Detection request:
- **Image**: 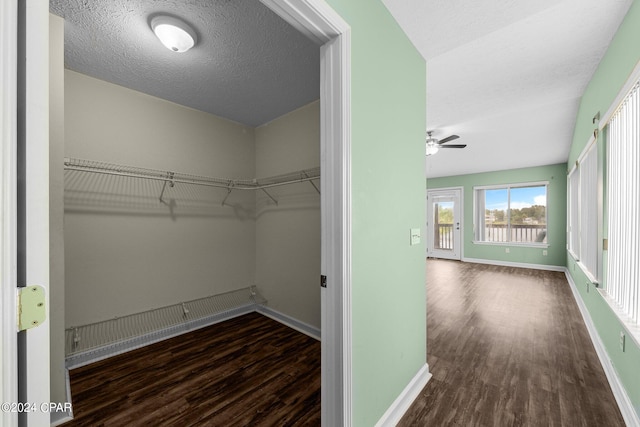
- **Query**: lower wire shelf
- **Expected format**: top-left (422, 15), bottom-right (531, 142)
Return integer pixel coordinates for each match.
top-left (65, 286), bottom-right (266, 367)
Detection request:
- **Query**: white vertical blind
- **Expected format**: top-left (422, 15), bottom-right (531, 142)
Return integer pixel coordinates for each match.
top-left (607, 81), bottom-right (640, 325)
top-left (567, 140), bottom-right (598, 281)
top-left (568, 167), bottom-right (580, 256)
top-left (579, 144), bottom-right (598, 279)
top-left (475, 189), bottom-right (486, 241)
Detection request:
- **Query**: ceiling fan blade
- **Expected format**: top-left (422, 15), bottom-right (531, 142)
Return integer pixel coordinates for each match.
top-left (438, 135), bottom-right (460, 144)
top-left (440, 144), bottom-right (467, 148)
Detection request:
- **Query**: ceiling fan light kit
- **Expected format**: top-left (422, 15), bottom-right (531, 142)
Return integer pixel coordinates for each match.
top-left (426, 143), bottom-right (440, 156)
top-left (425, 131), bottom-right (466, 156)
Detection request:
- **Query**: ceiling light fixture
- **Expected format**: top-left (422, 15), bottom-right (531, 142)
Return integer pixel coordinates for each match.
top-left (151, 15), bottom-right (197, 53)
top-left (425, 142), bottom-right (440, 156)
top-left (426, 133), bottom-right (440, 156)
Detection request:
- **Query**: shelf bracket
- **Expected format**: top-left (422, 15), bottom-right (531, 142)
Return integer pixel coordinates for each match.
top-left (261, 188), bottom-right (278, 205)
top-left (303, 171), bottom-right (320, 194)
top-left (159, 172), bottom-right (175, 205)
top-left (222, 181), bottom-right (235, 206)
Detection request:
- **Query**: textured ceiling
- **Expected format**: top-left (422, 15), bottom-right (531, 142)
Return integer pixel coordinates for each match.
top-left (52, 0), bottom-right (633, 177)
top-left (382, 0), bottom-right (632, 178)
top-left (50, 0), bottom-right (320, 127)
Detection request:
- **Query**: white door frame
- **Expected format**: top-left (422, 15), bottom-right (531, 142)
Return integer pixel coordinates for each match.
top-left (1, 1), bottom-right (20, 425)
top-left (258, 2), bottom-right (352, 424)
top-left (427, 187), bottom-right (463, 260)
top-left (1, 0), bottom-right (51, 426)
top-left (2, 0), bottom-right (352, 426)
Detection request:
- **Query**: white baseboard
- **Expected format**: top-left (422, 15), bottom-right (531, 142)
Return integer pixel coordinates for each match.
top-left (50, 369), bottom-right (73, 426)
top-left (256, 305), bottom-right (321, 341)
top-left (50, 413), bottom-right (73, 427)
top-left (462, 257), bottom-right (566, 272)
top-left (564, 269), bottom-right (640, 427)
top-left (374, 363), bottom-right (432, 427)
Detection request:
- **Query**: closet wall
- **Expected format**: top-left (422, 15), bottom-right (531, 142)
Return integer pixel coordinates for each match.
top-left (63, 70), bottom-right (321, 332)
top-left (64, 70), bottom-right (257, 327)
top-left (255, 101), bottom-right (321, 328)
top-left (50, 13), bottom-right (66, 407)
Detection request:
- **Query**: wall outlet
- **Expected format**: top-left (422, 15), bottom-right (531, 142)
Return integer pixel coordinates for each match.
top-left (542, 249), bottom-right (548, 256)
top-left (505, 248), bottom-right (510, 253)
top-left (620, 331), bottom-right (626, 352)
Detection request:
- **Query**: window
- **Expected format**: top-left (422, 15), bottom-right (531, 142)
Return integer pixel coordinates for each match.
top-left (568, 166), bottom-right (580, 255)
top-left (606, 79), bottom-right (640, 325)
top-left (567, 141), bottom-right (598, 282)
top-left (474, 183), bottom-right (548, 245)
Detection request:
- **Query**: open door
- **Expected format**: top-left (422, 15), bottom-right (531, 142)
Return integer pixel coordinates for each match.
top-left (427, 188), bottom-right (462, 260)
top-left (1, 0), bottom-right (51, 425)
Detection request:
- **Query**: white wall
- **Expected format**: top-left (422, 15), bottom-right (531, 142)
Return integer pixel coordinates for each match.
top-left (255, 101), bottom-right (321, 328)
top-left (49, 13), bottom-right (66, 408)
top-left (64, 70), bottom-right (321, 331)
top-left (64, 70), bottom-right (256, 326)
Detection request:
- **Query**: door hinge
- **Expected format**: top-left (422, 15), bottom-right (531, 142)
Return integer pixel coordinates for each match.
top-left (320, 275), bottom-right (327, 288)
top-left (17, 285), bottom-right (46, 331)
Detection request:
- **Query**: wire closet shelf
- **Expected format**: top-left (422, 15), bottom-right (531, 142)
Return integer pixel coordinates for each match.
top-left (64, 157), bottom-right (320, 205)
top-left (64, 287), bottom-right (267, 360)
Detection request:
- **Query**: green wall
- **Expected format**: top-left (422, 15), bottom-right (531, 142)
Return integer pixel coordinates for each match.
top-left (566, 0), bottom-right (640, 418)
top-left (428, 164), bottom-right (567, 267)
top-left (324, 1), bottom-right (427, 425)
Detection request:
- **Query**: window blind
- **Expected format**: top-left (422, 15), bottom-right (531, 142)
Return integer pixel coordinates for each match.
top-left (568, 167), bottom-right (580, 256)
top-left (606, 80), bottom-right (640, 324)
top-left (567, 140), bottom-right (598, 281)
top-left (579, 144), bottom-right (598, 279)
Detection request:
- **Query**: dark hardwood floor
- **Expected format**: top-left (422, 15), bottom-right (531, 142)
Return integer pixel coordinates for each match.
top-left (65, 312), bottom-right (320, 426)
top-left (399, 259), bottom-right (625, 426)
top-left (66, 261), bottom-right (624, 426)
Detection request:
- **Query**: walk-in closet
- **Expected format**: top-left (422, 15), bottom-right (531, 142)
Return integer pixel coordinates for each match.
top-left (50, 0), bottom-right (322, 422)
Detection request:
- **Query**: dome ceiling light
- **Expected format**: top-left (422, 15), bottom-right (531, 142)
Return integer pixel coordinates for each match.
top-left (151, 15), bottom-right (197, 53)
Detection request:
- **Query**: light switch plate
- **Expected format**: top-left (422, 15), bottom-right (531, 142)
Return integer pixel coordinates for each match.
top-left (410, 228), bottom-right (421, 245)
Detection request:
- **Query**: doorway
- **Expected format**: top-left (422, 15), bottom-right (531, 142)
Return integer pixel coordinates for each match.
top-left (2, 1), bottom-right (351, 426)
top-left (427, 188), bottom-right (462, 260)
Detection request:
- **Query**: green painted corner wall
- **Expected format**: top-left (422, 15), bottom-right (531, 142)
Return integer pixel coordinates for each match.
top-left (427, 164), bottom-right (567, 267)
top-left (568, 1), bottom-right (640, 166)
top-left (566, 0), bottom-right (640, 418)
top-left (325, 0), bottom-right (427, 425)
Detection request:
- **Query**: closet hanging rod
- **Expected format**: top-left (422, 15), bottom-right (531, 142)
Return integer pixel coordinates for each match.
top-left (63, 158), bottom-right (320, 191)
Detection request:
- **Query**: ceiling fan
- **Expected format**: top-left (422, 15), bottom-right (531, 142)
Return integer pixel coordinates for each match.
top-left (426, 131), bottom-right (467, 156)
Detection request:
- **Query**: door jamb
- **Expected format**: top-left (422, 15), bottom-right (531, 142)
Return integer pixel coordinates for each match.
top-left (1, 0), bottom-right (51, 425)
top-left (258, 1), bottom-right (352, 425)
top-left (1, 0), bottom-right (20, 425)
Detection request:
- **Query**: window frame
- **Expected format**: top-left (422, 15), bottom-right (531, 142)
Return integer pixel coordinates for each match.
top-left (584, 58), bottom-right (640, 348)
top-left (473, 181), bottom-right (549, 247)
top-left (567, 138), bottom-right (599, 284)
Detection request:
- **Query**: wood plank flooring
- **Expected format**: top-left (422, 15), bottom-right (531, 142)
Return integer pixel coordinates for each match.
top-left (66, 261), bottom-right (624, 426)
top-left (399, 259), bottom-right (625, 426)
top-left (65, 312), bottom-right (320, 426)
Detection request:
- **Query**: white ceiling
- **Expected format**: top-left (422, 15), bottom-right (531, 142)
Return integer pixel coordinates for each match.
top-left (50, 0), bottom-right (320, 128)
top-left (382, 0), bottom-right (632, 178)
top-left (51, 0), bottom-right (632, 178)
